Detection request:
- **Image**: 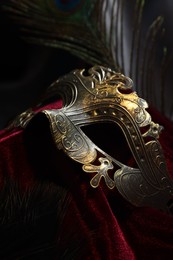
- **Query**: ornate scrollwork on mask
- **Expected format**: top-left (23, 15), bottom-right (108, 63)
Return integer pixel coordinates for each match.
top-left (9, 66), bottom-right (173, 214)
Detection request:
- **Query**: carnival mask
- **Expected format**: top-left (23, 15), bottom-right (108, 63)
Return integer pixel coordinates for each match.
top-left (10, 66), bottom-right (173, 214)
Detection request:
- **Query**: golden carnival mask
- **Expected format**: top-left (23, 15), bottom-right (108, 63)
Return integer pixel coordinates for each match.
top-left (10, 66), bottom-right (173, 214)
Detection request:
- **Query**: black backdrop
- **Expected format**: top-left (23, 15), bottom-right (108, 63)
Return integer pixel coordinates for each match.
top-left (1, 0), bottom-right (173, 129)
top-left (0, 11), bottom-right (86, 129)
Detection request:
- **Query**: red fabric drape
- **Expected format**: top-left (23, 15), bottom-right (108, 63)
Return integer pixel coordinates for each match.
top-left (1, 100), bottom-right (173, 259)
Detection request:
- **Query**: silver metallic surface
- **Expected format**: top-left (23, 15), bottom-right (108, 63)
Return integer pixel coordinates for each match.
top-left (10, 66), bottom-right (173, 214)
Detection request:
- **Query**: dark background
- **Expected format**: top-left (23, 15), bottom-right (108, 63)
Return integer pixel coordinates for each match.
top-left (0, 10), bottom-right (86, 129)
top-left (0, 0), bottom-right (173, 129)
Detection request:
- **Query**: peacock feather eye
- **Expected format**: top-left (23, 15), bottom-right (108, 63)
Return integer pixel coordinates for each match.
top-left (54, 0), bottom-right (84, 12)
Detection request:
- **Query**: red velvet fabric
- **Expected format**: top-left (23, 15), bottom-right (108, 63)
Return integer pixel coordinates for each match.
top-left (1, 100), bottom-right (173, 259)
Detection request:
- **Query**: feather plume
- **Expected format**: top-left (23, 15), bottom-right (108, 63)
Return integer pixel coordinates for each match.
top-left (1, 0), bottom-right (173, 117)
top-left (0, 178), bottom-right (89, 259)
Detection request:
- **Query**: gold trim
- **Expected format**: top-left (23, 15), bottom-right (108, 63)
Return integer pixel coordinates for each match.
top-left (9, 66), bottom-right (173, 213)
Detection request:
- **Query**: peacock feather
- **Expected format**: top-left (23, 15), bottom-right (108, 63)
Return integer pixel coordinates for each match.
top-left (1, 0), bottom-right (173, 118)
top-left (0, 177), bottom-right (90, 259)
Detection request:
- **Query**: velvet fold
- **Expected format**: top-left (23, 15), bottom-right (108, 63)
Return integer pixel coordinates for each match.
top-left (0, 100), bottom-right (173, 259)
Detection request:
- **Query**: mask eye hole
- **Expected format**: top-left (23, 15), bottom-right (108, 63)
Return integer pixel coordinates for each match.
top-left (81, 122), bottom-right (137, 168)
top-left (117, 85), bottom-right (133, 94)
